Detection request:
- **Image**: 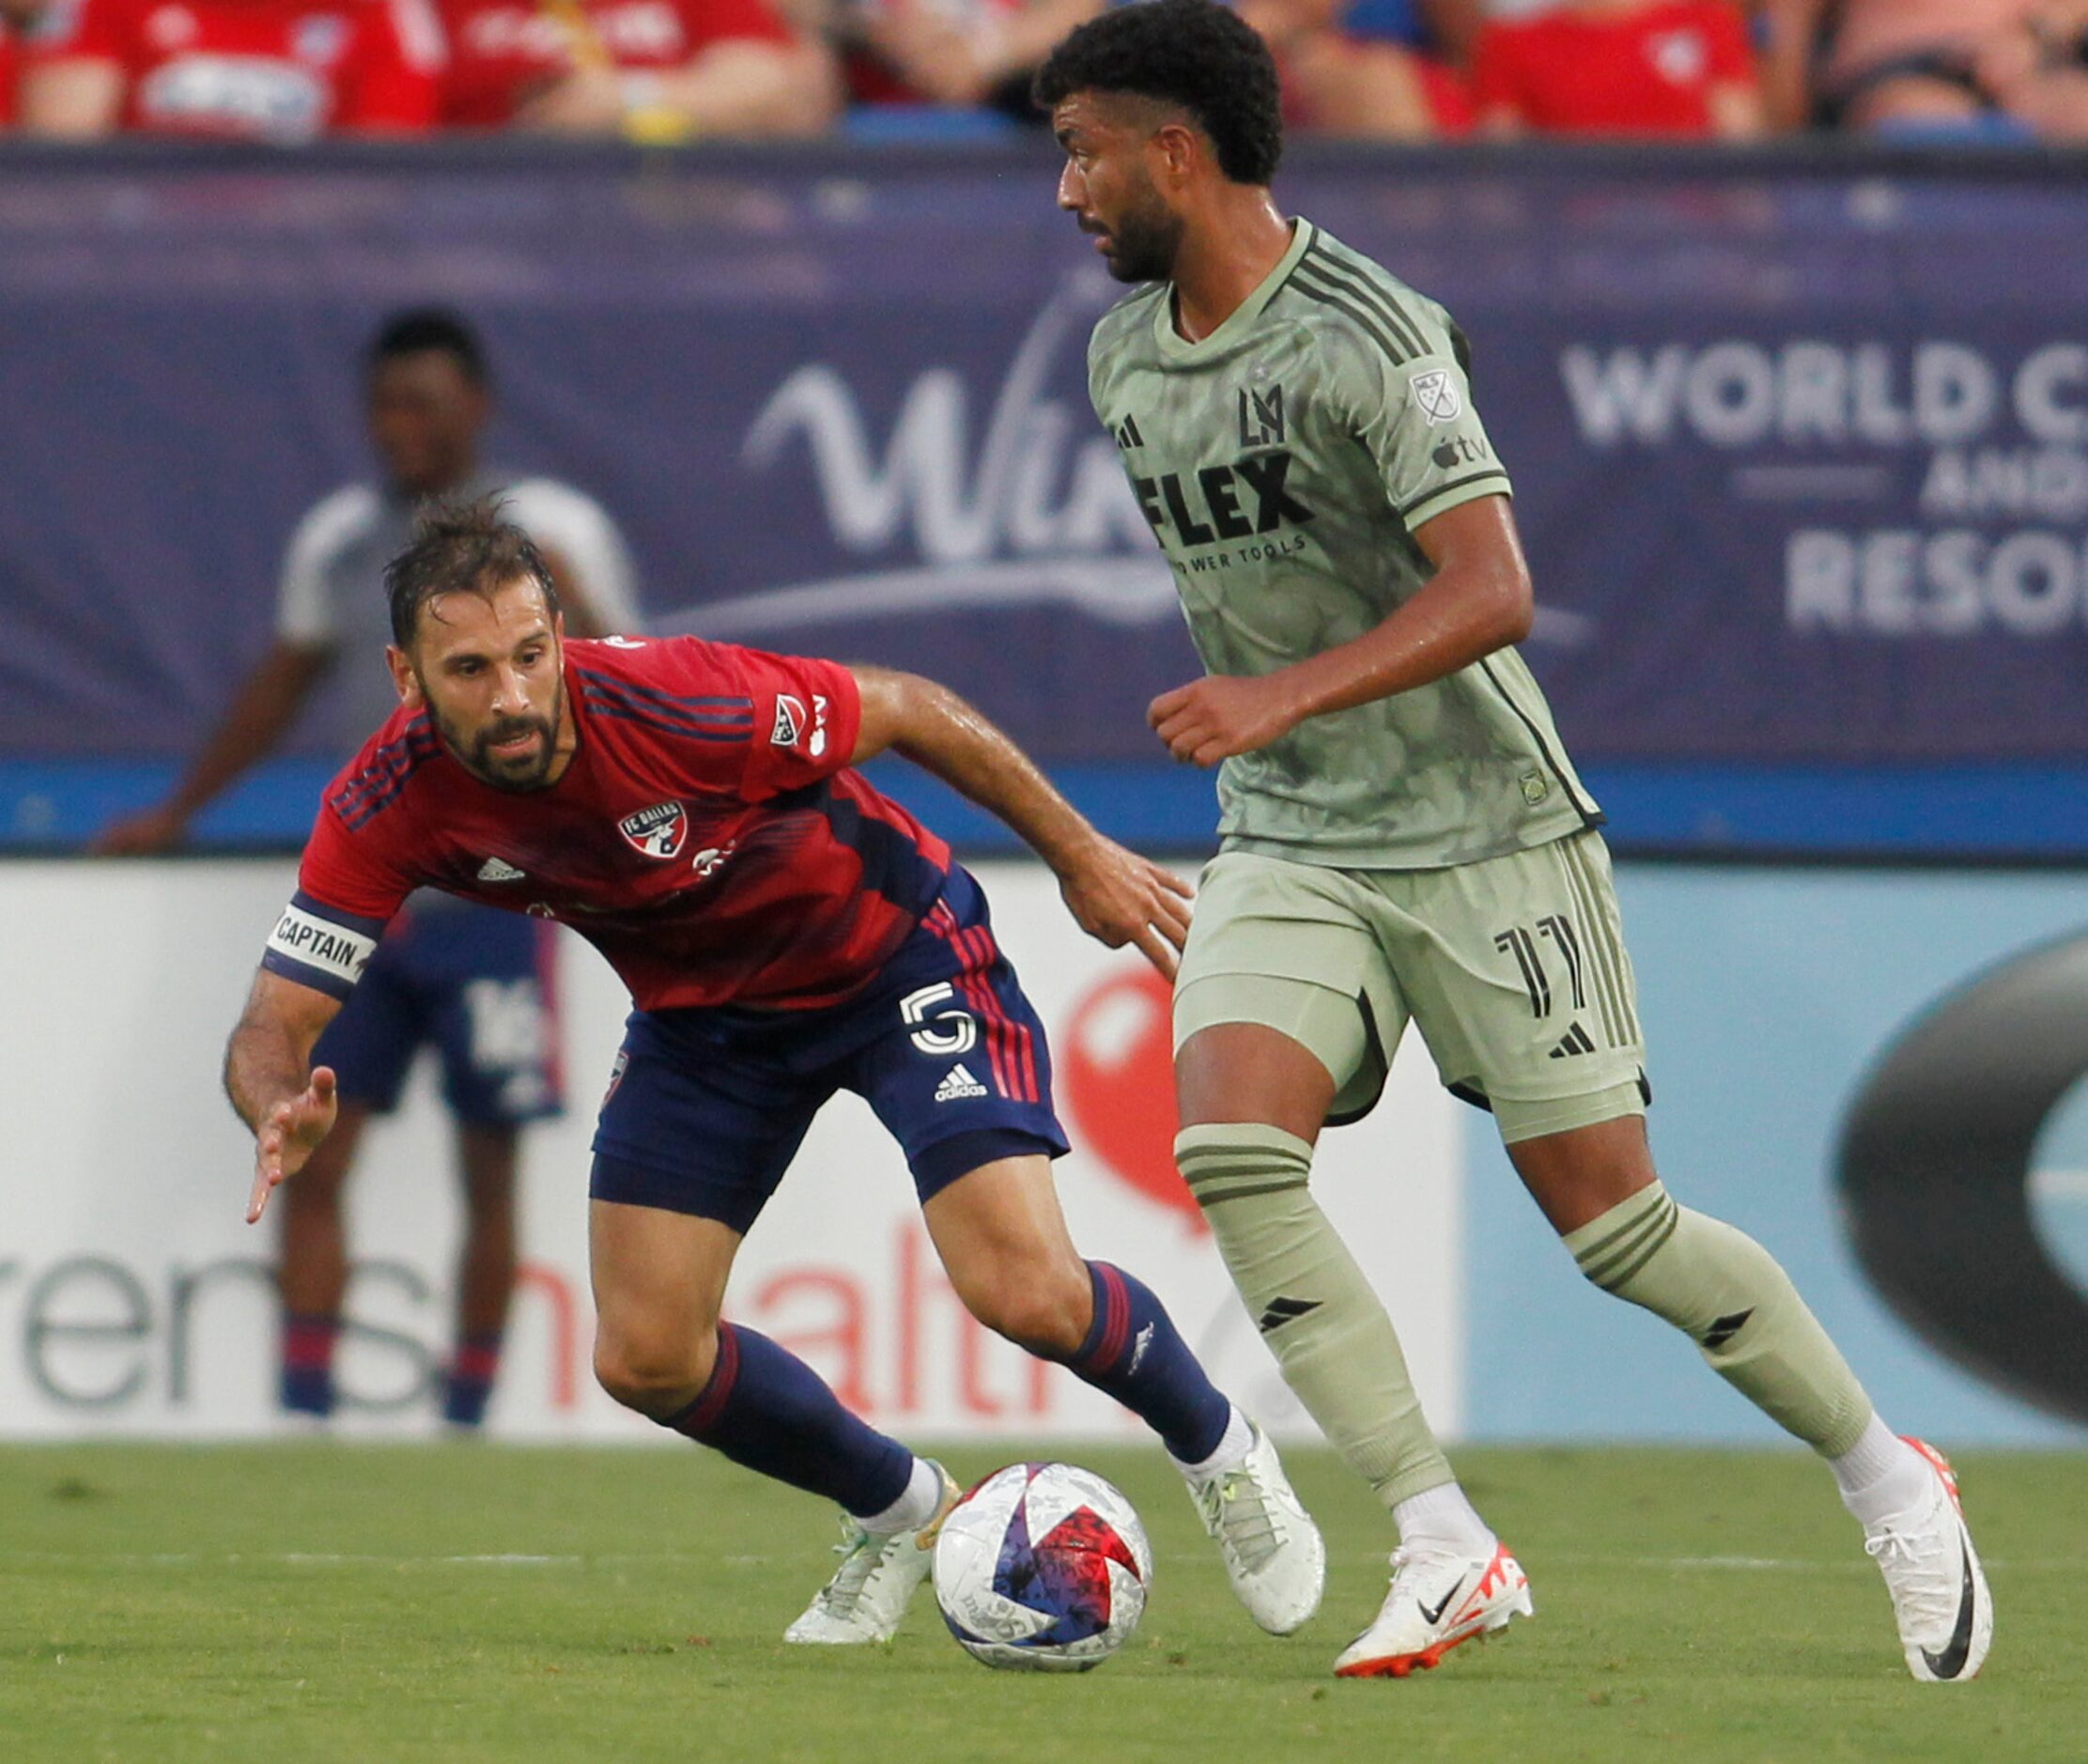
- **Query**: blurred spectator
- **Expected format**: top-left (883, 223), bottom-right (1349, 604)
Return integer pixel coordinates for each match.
top-left (809, 0), bottom-right (1097, 117)
top-left (2, 1), bottom-right (50, 126)
top-left (19, 0), bottom-right (441, 139)
top-left (441, 0), bottom-right (838, 134)
top-left (1762, 0), bottom-right (2088, 139)
top-left (1472, 0), bottom-right (1765, 136)
top-left (1241, 0), bottom-right (1474, 137)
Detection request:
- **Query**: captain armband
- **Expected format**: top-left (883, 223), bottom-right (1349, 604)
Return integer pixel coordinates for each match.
top-left (260, 891), bottom-right (385, 999)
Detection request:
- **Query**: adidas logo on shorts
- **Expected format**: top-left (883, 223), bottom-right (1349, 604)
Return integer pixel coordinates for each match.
top-left (934, 1063), bottom-right (989, 1103)
top-left (477, 856), bottom-right (526, 883)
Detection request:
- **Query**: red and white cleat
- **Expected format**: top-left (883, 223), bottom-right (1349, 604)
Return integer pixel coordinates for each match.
top-left (1334, 1540), bottom-right (1533, 1679)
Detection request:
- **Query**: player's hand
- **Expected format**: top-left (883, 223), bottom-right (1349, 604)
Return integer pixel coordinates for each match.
top-left (1056, 836), bottom-right (1193, 980)
top-left (1149, 673), bottom-right (1301, 767)
top-left (89, 803), bottom-right (188, 857)
top-left (247, 1067), bottom-right (337, 1225)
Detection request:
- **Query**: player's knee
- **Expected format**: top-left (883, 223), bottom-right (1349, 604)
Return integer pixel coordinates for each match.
top-left (592, 1323), bottom-right (717, 1415)
top-left (963, 1261), bottom-right (1091, 1357)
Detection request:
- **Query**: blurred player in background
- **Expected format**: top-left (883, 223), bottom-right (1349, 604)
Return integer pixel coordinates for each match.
top-left (436, 0), bottom-right (837, 135)
top-left (1040, 0), bottom-right (1988, 1683)
top-left (19, 0), bottom-right (442, 139)
top-left (225, 502), bottom-right (1327, 1646)
top-left (98, 310), bottom-right (640, 1431)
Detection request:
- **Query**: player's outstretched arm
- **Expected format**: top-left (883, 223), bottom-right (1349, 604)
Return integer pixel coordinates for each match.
top-left (1149, 494), bottom-right (1534, 767)
top-left (92, 641), bottom-right (331, 854)
top-left (850, 666), bottom-right (1191, 978)
top-left (224, 968), bottom-right (346, 1224)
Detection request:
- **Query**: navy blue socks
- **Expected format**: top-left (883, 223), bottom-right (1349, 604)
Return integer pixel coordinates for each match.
top-left (664, 1323), bottom-right (915, 1519)
top-left (1058, 1261), bottom-right (1233, 1463)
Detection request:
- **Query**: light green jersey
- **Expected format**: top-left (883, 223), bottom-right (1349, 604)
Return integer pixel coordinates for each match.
top-left (1088, 218), bottom-right (1599, 869)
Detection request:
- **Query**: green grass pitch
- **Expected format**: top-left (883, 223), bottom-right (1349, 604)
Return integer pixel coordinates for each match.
top-left (2, 1442), bottom-right (2078, 1763)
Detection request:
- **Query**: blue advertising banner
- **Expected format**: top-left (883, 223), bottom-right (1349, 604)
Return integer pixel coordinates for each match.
top-left (2, 143), bottom-right (2086, 781)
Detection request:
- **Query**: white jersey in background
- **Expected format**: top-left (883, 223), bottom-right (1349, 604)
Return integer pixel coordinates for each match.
top-left (275, 472), bottom-right (642, 748)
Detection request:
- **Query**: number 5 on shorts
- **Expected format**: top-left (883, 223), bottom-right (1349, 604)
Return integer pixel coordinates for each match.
top-left (900, 983), bottom-right (977, 1056)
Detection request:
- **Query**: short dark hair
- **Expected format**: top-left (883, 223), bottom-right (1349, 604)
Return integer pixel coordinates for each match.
top-left (384, 498), bottom-right (560, 647)
top-left (367, 307), bottom-right (489, 387)
top-left (1033, 0), bottom-right (1283, 188)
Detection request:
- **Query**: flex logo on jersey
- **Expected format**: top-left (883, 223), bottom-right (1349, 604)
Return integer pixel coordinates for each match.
top-left (618, 800), bottom-right (688, 859)
top-left (1237, 383), bottom-right (1286, 449)
top-left (772, 693), bottom-right (829, 759)
top-left (1131, 453), bottom-right (1315, 550)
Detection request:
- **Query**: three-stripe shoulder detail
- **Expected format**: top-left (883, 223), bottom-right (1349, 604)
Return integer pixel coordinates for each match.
top-left (576, 668), bottom-right (753, 745)
top-left (330, 717), bottom-right (440, 830)
top-left (1287, 244), bottom-right (1431, 366)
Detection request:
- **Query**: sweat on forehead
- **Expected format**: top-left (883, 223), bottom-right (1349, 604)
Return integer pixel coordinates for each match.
top-left (411, 577), bottom-right (549, 641)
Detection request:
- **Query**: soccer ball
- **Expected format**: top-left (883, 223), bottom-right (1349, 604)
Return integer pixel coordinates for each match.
top-left (932, 1462), bottom-right (1153, 1672)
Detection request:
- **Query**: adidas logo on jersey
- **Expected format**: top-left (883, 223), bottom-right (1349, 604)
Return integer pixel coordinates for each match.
top-left (477, 857), bottom-right (526, 882)
top-left (934, 1063), bottom-right (989, 1103)
top-left (1548, 1021), bottom-right (1597, 1059)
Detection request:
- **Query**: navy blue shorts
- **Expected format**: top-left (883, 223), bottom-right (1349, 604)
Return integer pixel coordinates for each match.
top-left (589, 866), bottom-right (1070, 1231)
top-left (317, 898), bottom-right (564, 1125)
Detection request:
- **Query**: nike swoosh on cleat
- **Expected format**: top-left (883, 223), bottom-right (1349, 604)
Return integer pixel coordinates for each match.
top-left (1418, 1585), bottom-right (1459, 1627)
top-left (1921, 1524), bottom-right (1977, 1679)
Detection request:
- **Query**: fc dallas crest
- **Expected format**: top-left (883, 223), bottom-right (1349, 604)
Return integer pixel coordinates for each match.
top-left (618, 800), bottom-right (688, 859)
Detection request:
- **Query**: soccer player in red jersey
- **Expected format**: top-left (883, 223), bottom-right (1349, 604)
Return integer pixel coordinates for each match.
top-left (1471, 0), bottom-right (1765, 138)
top-left (434, 0), bottom-right (834, 134)
top-left (19, 0), bottom-right (441, 140)
top-left (225, 501), bottom-right (1328, 1645)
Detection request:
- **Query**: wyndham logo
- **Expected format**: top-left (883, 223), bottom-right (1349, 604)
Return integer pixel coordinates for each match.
top-left (618, 800), bottom-right (688, 859)
top-left (699, 275), bottom-right (1175, 641)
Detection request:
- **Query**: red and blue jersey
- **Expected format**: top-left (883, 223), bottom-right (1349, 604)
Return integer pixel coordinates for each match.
top-left (263, 635), bottom-right (953, 1013)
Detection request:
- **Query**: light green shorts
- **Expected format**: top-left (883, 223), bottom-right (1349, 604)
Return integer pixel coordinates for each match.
top-left (1173, 831), bottom-right (1648, 1144)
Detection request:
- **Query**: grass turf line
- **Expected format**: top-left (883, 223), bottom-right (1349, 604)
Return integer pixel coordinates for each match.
top-left (0, 1443), bottom-right (2077, 1764)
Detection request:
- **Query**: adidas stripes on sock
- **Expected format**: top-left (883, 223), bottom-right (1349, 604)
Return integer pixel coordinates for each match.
top-left (1176, 1122), bottom-right (1456, 1510)
top-left (1566, 1182), bottom-right (1872, 1458)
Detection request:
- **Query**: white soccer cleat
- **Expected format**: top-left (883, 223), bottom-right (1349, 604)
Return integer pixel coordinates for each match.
top-left (1183, 1421), bottom-right (1326, 1634)
top-left (782, 1461), bottom-right (961, 1646)
top-left (1334, 1540), bottom-right (1532, 1679)
top-left (1864, 1437), bottom-right (1992, 1683)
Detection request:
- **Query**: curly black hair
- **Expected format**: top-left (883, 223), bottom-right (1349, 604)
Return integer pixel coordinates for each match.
top-left (1032, 0), bottom-right (1283, 188)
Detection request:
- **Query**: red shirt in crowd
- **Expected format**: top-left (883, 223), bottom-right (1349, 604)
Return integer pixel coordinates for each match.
top-left (1472, 1), bottom-right (1756, 135)
top-left (0, 21), bottom-right (18, 126)
top-left (435, 0), bottom-right (792, 126)
top-left (271, 637), bottom-right (956, 1015)
top-left (32, 0), bottom-right (441, 139)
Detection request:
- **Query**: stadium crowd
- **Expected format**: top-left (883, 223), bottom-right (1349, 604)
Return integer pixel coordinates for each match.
top-left (2, 0), bottom-right (2085, 145)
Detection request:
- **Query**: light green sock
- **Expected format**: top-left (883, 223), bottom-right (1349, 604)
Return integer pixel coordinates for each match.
top-left (1566, 1182), bottom-right (1873, 1457)
top-left (1176, 1122), bottom-right (1454, 1509)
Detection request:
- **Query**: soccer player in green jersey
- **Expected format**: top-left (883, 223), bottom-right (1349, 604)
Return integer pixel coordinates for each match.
top-left (1035, 0), bottom-right (1990, 1684)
